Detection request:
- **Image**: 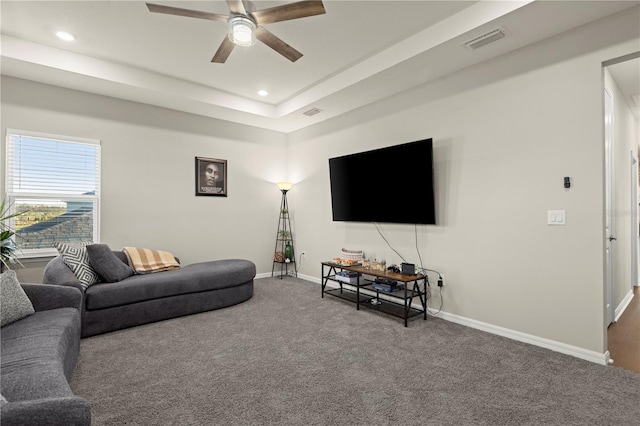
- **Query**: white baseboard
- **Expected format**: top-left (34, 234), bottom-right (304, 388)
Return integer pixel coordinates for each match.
top-left (435, 310), bottom-right (609, 365)
top-left (285, 274), bottom-right (609, 366)
top-left (297, 273), bottom-right (320, 283)
top-left (614, 289), bottom-right (634, 322)
top-left (255, 272), bottom-right (272, 279)
top-left (257, 272), bottom-right (316, 280)
top-left (256, 272), bottom-right (312, 279)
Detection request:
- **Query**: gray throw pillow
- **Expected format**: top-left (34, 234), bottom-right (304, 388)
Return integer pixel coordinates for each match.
top-left (1, 270), bottom-right (35, 327)
top-left (86, 244), bottom-right (134, 283)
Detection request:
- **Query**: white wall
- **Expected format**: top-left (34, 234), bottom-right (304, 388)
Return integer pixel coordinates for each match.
top-left (1, 76), bottom-right (288, 282)
top-left (288, 8), bottom-right (640, 355)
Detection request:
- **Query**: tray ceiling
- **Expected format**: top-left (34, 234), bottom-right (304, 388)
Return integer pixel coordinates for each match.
top-left (1, 1), bottom-right (638, 132)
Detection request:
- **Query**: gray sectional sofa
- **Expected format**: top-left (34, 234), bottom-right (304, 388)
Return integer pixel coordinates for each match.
top-left (1, 283), bottom-right (91, 426)
top-left (1, 251), bottom-right (254, 424)
top-left (43, 251), bottom-right (256, 337)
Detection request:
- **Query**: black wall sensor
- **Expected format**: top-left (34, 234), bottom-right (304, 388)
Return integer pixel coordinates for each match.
top-left (564, 177), bottom-right (571, 189)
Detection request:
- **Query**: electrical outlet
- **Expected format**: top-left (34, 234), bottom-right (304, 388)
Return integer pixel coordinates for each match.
top-left (438, 274), bottom-right (445, 287)
top-left (301, 250), bottom-right (307, 257)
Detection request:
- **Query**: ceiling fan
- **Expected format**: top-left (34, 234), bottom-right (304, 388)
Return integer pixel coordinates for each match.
top-left (146, 0), bottom-right (326, 63)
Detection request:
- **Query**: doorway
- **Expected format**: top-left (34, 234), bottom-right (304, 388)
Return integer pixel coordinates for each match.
top-left (603, 54), bottom-right (640, 371)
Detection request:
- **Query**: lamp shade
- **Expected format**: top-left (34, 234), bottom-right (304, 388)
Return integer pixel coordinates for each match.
top-left (276, 182), bottom-right (293, 192)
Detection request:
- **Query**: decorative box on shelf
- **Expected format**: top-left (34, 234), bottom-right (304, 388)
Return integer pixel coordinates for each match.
top-left (372, 283), bottom-right (405, 293)
top-left (340, 248), bottom-right (363, 262)
top-left (334, 270), bottom-right (361, 285)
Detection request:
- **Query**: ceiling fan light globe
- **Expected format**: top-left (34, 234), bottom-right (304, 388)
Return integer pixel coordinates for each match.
top-left (229, 16), bottom-right (256, 47)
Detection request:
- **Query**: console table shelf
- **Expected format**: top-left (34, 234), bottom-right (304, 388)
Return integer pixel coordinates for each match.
top-left (324, 287), bottom-right (374, 304)
top-left (321, 262), bottom-right (429, 327)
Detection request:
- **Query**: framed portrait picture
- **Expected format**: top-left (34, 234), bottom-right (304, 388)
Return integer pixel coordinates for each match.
top-left (195, 157), bottom-right (227, 197)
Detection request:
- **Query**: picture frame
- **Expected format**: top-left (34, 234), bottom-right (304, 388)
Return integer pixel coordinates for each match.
top-left (195, 157), bottom-right (227, 197)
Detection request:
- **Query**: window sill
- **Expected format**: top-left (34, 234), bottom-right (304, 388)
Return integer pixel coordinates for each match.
top-left (17, 249), bottom-right (58, 262)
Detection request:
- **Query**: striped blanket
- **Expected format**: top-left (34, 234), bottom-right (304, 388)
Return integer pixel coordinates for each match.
top-left (123, 247), bottom-right (180, 274)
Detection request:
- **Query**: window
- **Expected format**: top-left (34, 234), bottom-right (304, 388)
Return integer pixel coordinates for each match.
top-left (4, 129), bottom-right (101, 257)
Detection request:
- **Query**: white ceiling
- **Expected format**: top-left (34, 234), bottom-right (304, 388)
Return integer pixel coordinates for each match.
top-left (1, 1), bottom-right (639, 133)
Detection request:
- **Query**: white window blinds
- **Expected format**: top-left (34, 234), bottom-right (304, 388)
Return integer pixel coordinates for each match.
top-left (5, 129), bottom-right (101, 256)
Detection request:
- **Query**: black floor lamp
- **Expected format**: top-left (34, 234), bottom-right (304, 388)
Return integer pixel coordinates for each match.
top-left (272, 182), bottom-right (296, 278)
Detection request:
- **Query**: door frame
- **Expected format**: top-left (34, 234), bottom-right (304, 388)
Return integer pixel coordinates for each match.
top-left (630, 152), bottom-right (638, 293)
top-left (604, 86), bottom-right (615, 326)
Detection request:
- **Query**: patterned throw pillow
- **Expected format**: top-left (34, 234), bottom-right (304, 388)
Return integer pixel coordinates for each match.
top-left (1, 270), bottom-right (35, 327)
top-left (54, 241), bottom-right (100, 290)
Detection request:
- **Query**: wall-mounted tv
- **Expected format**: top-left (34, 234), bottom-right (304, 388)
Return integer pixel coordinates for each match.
top-left (328, 138), bottom-right (436, 225)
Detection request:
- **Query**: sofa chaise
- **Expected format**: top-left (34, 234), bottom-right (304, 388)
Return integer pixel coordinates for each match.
top-left (43, 250), bottom-right (256, 337)
top-left (0, 279), bottom-right (91, 426)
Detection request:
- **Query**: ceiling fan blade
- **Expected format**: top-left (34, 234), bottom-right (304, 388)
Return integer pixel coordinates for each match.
top-left (146, 3), bottom-right (228, 22)
top-left (226, 0), bottom-right (247, 15)
top-left (212, 37), bottom-right (235, 63)
top-left (253, 0), bottom-right (325, 25)
top-left (255, 27), bottom-right (302, 62)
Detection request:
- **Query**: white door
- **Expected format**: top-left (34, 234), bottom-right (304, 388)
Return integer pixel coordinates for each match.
top-left (604, 87), bottom-right (615, 325)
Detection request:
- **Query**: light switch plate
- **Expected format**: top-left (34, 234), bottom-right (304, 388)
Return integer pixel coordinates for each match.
top-left (547, 210), bottom-right (566, 225)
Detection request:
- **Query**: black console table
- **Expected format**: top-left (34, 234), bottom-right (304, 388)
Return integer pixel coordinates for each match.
top-left (321, 262), bottom-right (429, 327)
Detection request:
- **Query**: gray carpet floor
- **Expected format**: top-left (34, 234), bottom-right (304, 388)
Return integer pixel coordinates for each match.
top-left (71, 277), bottom-right (640, 425)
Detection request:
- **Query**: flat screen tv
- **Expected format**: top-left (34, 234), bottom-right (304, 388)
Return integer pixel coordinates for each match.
top-left (329, 138), bottom-right (436, 225)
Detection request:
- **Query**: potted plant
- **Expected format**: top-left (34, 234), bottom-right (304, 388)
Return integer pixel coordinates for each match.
top-left (1, 198), bottom-right (25, 271)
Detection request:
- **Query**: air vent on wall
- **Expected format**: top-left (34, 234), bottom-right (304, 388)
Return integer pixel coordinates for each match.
top-left (462, 27), bottom-right (507, 51)
top-left (303, 107), bottom-right (323, 117)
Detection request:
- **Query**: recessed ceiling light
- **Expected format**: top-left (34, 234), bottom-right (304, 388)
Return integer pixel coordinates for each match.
top-left (56, 31), bottom-right (76, 42)
top-left (257, 90), bottom-right (269, 97)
